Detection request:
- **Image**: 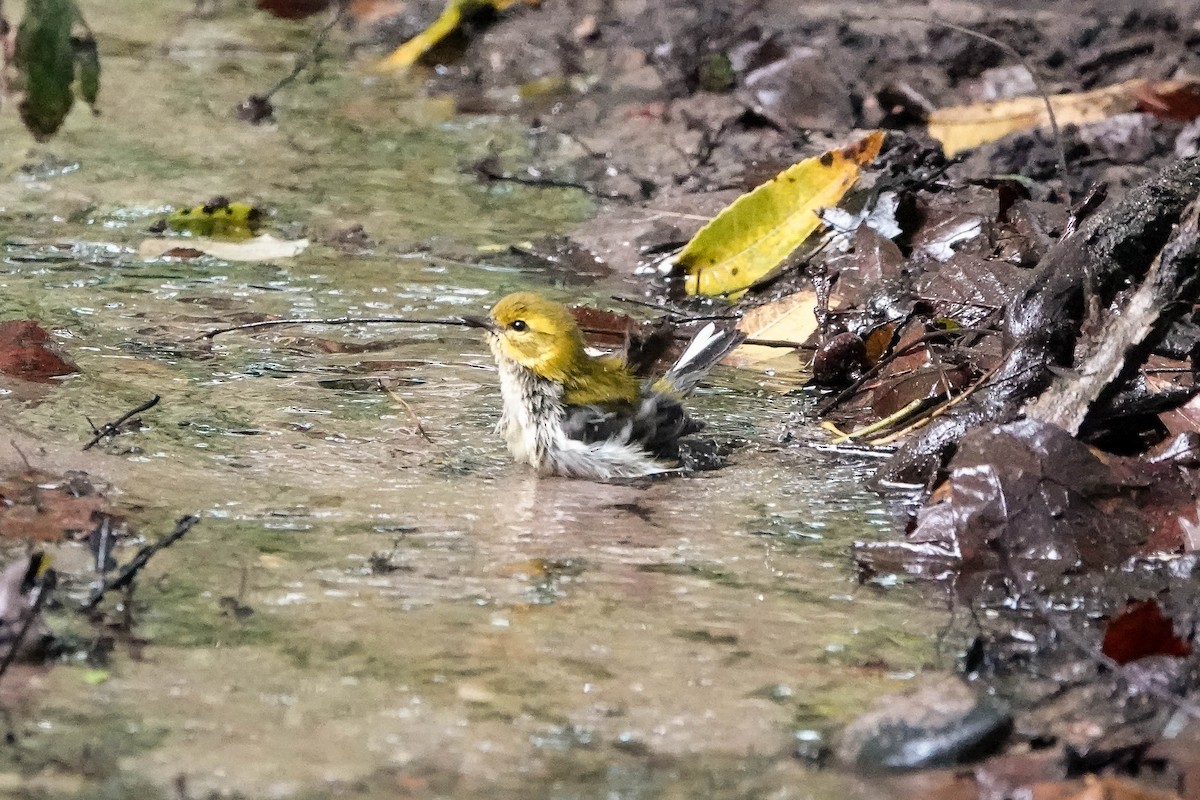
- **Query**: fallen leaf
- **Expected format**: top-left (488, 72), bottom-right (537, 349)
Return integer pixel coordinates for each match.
top-left (0, 320), bottom-right (78, 382)
top-left (139, 234), bottom-right (309, 262)
top-left (928, 81), bottom-right (1144, 156)
top-left (373, 0), bottom-right (537, 73)
top-left (672, 131), bottom-right (885, 298)
top-left (725, 290), bottom-right (818, 369)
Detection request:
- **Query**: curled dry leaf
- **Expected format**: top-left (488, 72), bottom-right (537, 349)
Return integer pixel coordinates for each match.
top-left (672, 131), bottom-right (885, 298)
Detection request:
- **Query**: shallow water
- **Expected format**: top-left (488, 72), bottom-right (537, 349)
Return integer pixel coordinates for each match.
top-left (0, 3), bottom-right (947, 797)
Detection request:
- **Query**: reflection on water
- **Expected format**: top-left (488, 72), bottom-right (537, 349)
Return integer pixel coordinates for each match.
top-left (0, 3), bottom-right (944, 797)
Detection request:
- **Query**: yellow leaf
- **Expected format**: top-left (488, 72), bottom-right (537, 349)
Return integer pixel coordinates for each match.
top-left (927, 79), bottom-right (1145, 157)
top-left (675, 131), bottom-right (885, 298)
top-left (374, 0), bottom-right (537, 73)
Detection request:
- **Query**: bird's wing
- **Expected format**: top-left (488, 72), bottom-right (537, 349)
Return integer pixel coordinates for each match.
top-left (561, 393), bottom-right (703, 459)
top-left (658, 322), bottom-right (746, 396)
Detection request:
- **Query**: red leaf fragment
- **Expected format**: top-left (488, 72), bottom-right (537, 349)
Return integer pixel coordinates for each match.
top-left (0, 320), bottom-right (78, 383)
top-left (1102, 599), bottom-right (1192, 665)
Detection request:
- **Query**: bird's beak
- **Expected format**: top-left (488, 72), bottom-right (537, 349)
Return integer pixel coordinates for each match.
top-left (460, 315), bottom-right (497, 333)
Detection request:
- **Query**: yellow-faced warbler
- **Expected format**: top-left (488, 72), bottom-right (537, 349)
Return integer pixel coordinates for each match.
top-left (464, 292), bottom-right (744, 480)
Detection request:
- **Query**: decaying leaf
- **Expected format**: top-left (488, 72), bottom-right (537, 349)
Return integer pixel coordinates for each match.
top-left (927, 79), bottom-right (1200, 157)
top-left (373, 0), bottom-right (538, 72)
top-left (725, 290), bottom-right (819, 369)
top-left (859, 419), bottom-right (1200, 578)
top-left (139, 234), bottom-right (309, 262)
top-left (673, 131), bottom-right (885, 298)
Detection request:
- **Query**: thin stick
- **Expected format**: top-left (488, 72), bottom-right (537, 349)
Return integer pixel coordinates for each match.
top-left (83, 395), bottom-right (160, 451)
top-left (198, 314), bottom-right (799, 349)
top-left (199, 316), bottom-right (474, 340)
top-left (867, 364), bottom-right (1000, 445)
top-left (829, 398), bottom-right (926, 444)
top-left (846, 12), bottom-right (1070, 197)
top-left (81, 515), bottom-right (200, 611)
top-left (261, 1), bottom-right (347, 102)
top-left (377, 380), bottom-right (433, 442)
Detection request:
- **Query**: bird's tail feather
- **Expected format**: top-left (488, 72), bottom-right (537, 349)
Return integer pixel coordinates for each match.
top-left (658, 323), bottom-right (745, 396)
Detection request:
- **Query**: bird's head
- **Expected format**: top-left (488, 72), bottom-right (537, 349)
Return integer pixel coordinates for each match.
top-left (464, 292), bottom-right (588, 382)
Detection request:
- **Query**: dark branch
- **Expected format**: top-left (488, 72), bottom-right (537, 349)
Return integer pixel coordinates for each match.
top-left (81, 515), bottom-right (200, 611)
top-left (83, 395), bottom-right (161, 451)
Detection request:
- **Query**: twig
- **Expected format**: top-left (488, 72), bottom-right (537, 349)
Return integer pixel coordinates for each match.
top-left (818, 327), bottom-right (998, 416)
top-left (867, 363), bottom-right (1001, 445)
top-left (824, 398), bottom-right (926, 443)
top-left (262, 1), bottom-right (346, 101)
top-left (198, 313), bottom-right (796, 350)
top-left (199, 316), bottom-right (475, 340)
top-left (236, 0), bottom-right (348, 122)
top-left (609, 295), bottom-right (739, 322)
top-left (83, 395), bottom-right (160, 451)
top-left (81, 515), bottom-right (200, 611)
top-left (846, 12), bottom-right (1070, 200)
top-left (378, 380), bottom-right (433, 442)
top-left (474, 159), bottom-right (633, 200)
top-left (9, 441), bottom-right (32, 471)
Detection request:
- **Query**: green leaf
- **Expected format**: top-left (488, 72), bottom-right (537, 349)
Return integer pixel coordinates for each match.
top-left (15, 0), bottom-right (77, 141)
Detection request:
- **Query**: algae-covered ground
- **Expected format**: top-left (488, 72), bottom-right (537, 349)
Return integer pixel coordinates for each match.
top-left (0, 2), bottom-right (944, 797)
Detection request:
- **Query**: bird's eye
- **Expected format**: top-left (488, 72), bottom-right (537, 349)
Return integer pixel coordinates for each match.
top-left (510, 319), bottom-right (527, 332)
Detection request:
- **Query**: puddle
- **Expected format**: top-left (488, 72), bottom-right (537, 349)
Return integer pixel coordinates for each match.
top-left (0, 4), bottom-right (946, 797)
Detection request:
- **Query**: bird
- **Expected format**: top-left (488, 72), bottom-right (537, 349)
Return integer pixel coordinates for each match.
top-left (463, 291), bottom-right (744, 480)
